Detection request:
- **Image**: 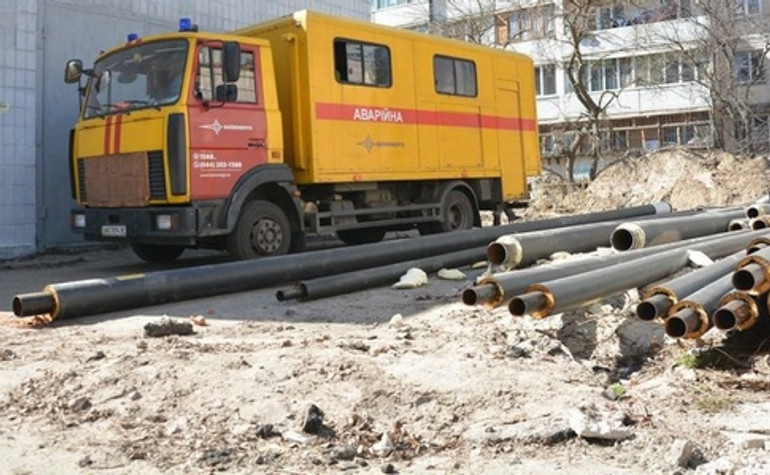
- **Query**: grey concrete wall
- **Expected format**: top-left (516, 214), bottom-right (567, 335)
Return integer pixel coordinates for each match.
top-left (0, 0), bottom-right (371, 259)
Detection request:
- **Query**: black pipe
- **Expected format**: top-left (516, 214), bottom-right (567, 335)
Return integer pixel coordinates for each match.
top-left (664, 273), bottom-right (735, 339)
top-left (465, 230), bottom-right (769, 308)
top-left (13, 203), bottom-right (672, 320)
top-left (507, 231), bottom-right (767, 319)
top-left (733, 245), bottom-right (770, 294)
top-left (610, 209), bottom-right (745, 251)
top-left (713, 292), bottom-right (760, 332)
top-left (276, 247), bottom-right (485, 301)
top-left (636, 250), bottom-right (746, 321)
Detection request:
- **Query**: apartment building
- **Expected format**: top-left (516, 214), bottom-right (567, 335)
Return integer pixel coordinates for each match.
top-left (0, 0), bottom-right (371, 258)
top-left (372, 1), bottom-right (770, 176)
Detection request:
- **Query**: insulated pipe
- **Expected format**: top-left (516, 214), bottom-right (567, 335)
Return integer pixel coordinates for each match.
top-left (751, 216), bottom-right (770, 230)
top-left (506, 231), bottom-right (768, 319)
top-left (13, 203), bottom-right (673, 320)
top-left (610, 209), bottom-right (745, 251)
top-left (729, 218), bottom-right (750, 231)
top-left (712, 291), bottom-right (761, 332)
top-left (275, 247), bottom-right (485, 302)
top-left (464, 230), bottom-right (769, 308)
top-left (636, 250), bottom-right (746, 321)
top-left (732, 246), bottom-right (770, 294)
top-left (664, 273), bottom-right (735, 339)
top-left (487, 221), bottom-right (622, 269)
top-left (746, 203), bottom-right (770, 219)
top-left (746, 237), bottom-right (770, 254)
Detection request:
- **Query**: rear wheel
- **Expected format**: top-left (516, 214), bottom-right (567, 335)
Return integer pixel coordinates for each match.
top-left (336, 227), bottom-right (387, 245)
top-left (130, 243), bottom-right (185, 263)
top-left (227, 200), bottom-right (291, 260)
top-left (421, 190), bottom-right (476, 234)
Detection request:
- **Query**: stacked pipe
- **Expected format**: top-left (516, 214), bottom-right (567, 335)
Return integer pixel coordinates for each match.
top-left (462, 203), bottom-right (770, 340)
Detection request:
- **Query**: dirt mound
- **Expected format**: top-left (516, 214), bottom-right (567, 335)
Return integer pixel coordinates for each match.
top-left (526, 150), bottom-right (770, 215)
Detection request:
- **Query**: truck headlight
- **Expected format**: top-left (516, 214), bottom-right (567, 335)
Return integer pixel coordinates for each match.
top-left (73, 214), bottom-right (86, 228)
top-left (155, 214), bottom-right (173, 230)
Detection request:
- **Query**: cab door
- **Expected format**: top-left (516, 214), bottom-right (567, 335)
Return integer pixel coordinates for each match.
top-left (187, 43), bottom-right (267, 200)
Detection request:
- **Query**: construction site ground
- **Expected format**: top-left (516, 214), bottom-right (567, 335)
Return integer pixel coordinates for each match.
top-left (3, 150), bottom-right (770, 474)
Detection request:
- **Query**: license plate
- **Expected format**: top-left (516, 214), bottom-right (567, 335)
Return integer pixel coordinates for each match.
top-left (101, 225), bottom-right (127, 237)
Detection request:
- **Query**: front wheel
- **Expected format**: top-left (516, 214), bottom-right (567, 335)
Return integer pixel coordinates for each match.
top-left (227, 200), bottom-right (291, 260)
top-left (130, 243), bottom-right (185, 263)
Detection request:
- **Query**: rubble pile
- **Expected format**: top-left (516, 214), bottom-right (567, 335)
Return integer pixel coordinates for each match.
top-left (527, 150), bottom-right (770, 216)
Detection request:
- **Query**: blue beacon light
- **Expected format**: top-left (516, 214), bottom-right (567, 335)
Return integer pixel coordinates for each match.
top-left (127, 32), bottom-right (139, 42)
top-left (179, 17), bottom-right (193, 32)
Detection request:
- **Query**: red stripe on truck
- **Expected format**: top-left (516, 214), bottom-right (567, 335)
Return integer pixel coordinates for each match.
top-left (315, 102), bottom-right (536, 131)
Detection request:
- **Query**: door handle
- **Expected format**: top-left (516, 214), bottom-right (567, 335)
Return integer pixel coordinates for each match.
top-left (248, 140), bottom-right (266, 148)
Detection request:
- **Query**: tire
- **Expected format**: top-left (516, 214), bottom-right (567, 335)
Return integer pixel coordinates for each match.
top-left (130, 243), bottom-right (185, 263)
top-left (227, 200), bottom-right (291, 260)
top-left (437, 190), bottom-right (475, 233)
top-left (336, 227), bottom-right (387, 245)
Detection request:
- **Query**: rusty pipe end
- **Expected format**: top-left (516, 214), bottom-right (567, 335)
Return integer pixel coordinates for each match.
top-left (733, 263), bottom-right (766, 292)
top-left (487, 236), bottom-right (522, 269)
top-left (509, 284), bottom-right (555, 319)
top-left (462, 283), bottom-right (502, 307)
top-left (715, 292), bottom-right (759, 331)
top-left (667, 302), bottom-right (710, 339)
top-left (611, 223), bottom-right (645, 251)
top-left (637, 293), bottom-right (674, 321)
top-left (746, 237), bottom-right (770, 254)
top-left (13, 290), bottom-right (57, 318)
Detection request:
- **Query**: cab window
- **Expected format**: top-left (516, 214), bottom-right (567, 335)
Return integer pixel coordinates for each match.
top-left (196, 46), bottom-right (257, 103)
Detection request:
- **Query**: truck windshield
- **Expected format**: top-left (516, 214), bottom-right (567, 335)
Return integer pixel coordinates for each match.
top-left (84, 40), bottom-right (188, 118)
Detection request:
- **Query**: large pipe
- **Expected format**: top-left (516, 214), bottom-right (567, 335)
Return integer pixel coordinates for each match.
top-left (507, 231), bottom-right (765, 319)
top-left (610, 209), bottom-right (745, 251)
top-left (728, 218), bottom-right (750, 231)
top-left (464, 230), bottom-right (769, 308)
top-left (487, 221), bottom-right (623, 269)
top-left (732, 245), bottom-right (770, 294)
top-left (712, 291), bottom-right (761, 332)
top-left (14, 203), bottom-right (672, 320)
top-left (751, 216), bottom-right (770, 230)
top-left (664, 273), bottom-right (735, 339)
top-left (275, 247), bottom-right (485, 301)
top-left (636, 250), bottom-right (746, 321)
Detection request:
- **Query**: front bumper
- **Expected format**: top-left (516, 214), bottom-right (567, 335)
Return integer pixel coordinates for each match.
top-left (72, 206), bottom-right (200, 245)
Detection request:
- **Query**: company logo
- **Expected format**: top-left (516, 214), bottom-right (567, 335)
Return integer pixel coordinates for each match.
top-left (199, 119), bottom-right (253, 135)
top-left (357, 134), bottom-right (405, 153)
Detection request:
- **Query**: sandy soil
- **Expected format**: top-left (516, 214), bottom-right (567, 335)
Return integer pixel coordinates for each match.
top-left (3, 150), bottom-right (770, 474)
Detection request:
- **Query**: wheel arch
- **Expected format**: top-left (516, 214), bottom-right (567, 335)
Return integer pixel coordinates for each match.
top-left (436, 180), bottom-right (481, 227)
top-left (223, 164), bottom-right (303, 234)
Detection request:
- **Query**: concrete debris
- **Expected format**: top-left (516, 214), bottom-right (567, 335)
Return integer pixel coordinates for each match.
top-left (667, 438), bottom-right (697, 468)
top-left (437, 268), bottom-right (466, 281)
top-left (371, 431), bottom-right (394, 456)
top-left (392, 268), bottom-right (428, 289)
top-left (694, 456), bottom-right (735, 475)
top-left (68, 396), bottom-right (92, 412)
top-left (463, 416), bottom-right (575, 445)
top-left (388, 313), bottom-right (406, 328)
top-left (301, 404), bottom-right (325, 434)
top-left (143, 317), bottom-right (194, 338)
top-left (568, 403), bottom-right (633, 441)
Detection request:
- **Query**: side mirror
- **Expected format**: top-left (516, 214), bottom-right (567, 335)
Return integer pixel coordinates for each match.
top-left (222, 41), bottom-right (241, 83)
top-left (95, 70), bottom-right (111, 93)
top-left (215, 84), bottom-right (238, 102)
top-left (64, 59), bottom-right (83, 83)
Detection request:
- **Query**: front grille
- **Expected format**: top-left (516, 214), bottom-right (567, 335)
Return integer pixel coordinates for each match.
top-left (77, 159), bottom-right (87, 201)
top-left (148, 151), bottom-right (166, 200)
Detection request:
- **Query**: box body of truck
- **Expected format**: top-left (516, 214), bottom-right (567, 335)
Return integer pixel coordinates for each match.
top-left (67, 10), bottom-right (540, 262)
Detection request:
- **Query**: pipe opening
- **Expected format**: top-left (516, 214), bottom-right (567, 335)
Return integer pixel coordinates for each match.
top-left (275, 285), bottom-right (303, 301)
top-left (508, 291), bottom-right (546, 317)
top-left (665, 316), bottom-right (688, 338)
top-left (747, 207), bottom-right (760, 219)
top-left (713, 308), bottom-right (737, 331)
top-left (636, 300), bottom-right (659, 321)
top-left (752, 219), bottom-right (768, 230)
top-left (486, 242), bottom-right (507, 266)
top-left (733, 266), bottom-right (760, 291)
top-left (728, 221), bottom-right (746, 231)
top-left (12, 297), bottom-right (22, 317)
top-left (461, 288), bottom-right (479, 306)
top-left (610, 229), bottom-right (634, 251)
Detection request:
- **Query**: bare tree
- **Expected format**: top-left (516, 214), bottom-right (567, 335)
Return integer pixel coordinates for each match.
top-left (658, 1), bottom-right (770, 155)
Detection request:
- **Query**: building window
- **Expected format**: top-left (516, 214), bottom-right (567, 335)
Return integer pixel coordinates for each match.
top-left (535, 64), bottom-right (556, 96)
top-left (504, 4), bottom-right (555, 43)
top-left (734, 50), bottom-right (765, 84)
top-left (334, 39), bottom-right (392, 87)
top-left (734, 0), bottom-right (761, 16)
top-left (434, 55), bottom-right (477, 97)
top-left (373, 0), bottom-right (413, 10)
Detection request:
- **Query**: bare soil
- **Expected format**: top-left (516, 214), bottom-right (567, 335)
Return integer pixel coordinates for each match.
top-left (3, 150), bottom-right (770, 474)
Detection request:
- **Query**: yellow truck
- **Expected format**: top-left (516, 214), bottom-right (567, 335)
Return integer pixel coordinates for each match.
top-left (64, 10), bottom-right (540, 262)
